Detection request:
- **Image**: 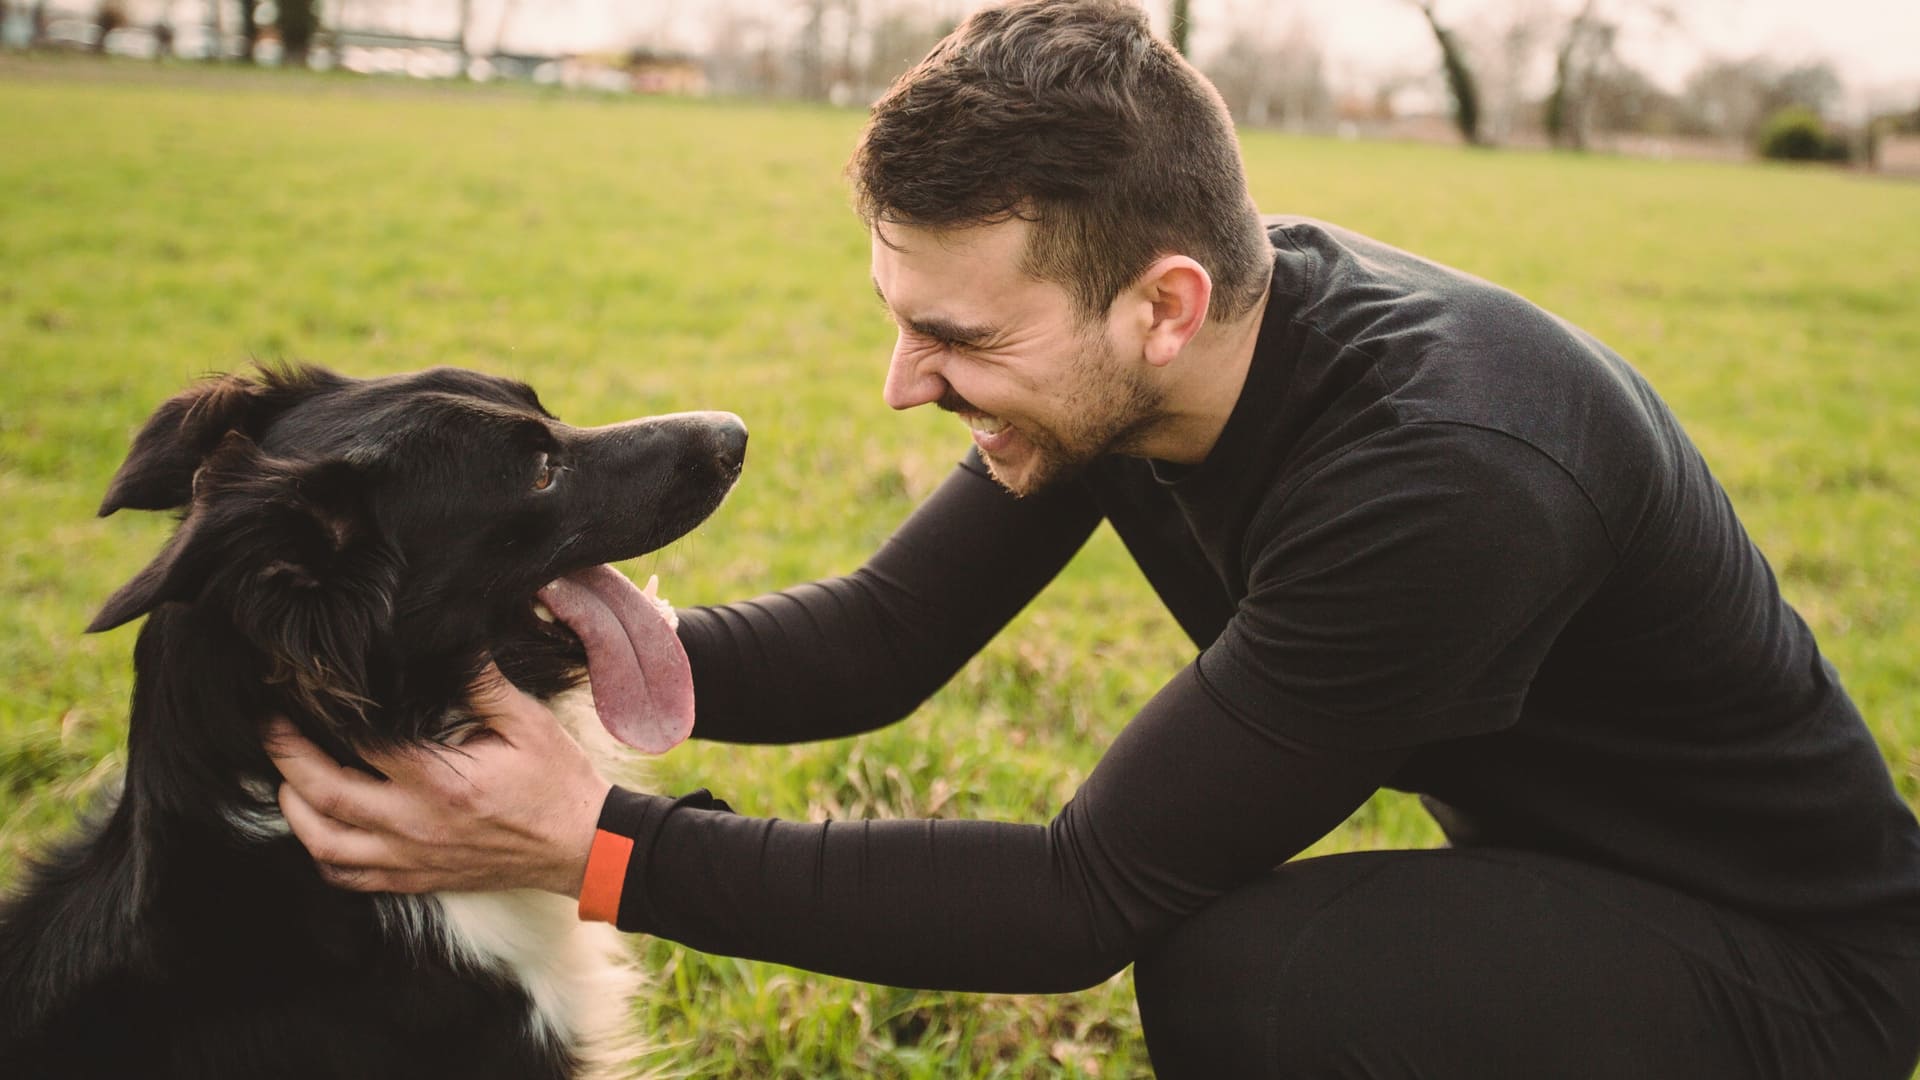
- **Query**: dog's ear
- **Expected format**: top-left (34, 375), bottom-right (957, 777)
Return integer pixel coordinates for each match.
top-left (90, 433), bottom-right (398, 728)
top-left (88, 434), bottom-right (389, 628)
top-left (86, 499), bottom-right (224, 633)
top-left (99, 374), bottom-right (270, 516)
top-left (98, 367), bottom-right (346, 517)
top-left (89, 431), bottom-right (281, 631)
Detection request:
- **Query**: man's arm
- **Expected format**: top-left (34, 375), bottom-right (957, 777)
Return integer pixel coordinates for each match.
top-left (679, 453), bottom-right (1103, 744)
top-left (269, 660), bottom-right (1401, 990)
top-left (584, 665), bottom-right (1405, 992)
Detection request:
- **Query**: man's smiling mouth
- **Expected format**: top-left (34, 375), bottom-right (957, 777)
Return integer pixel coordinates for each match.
top-left (935, 387), bottom-right (1014, 443)
top-left (965, 412), bottom-right (1010, 436)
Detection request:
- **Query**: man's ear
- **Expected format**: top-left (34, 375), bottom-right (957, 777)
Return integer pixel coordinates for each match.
top-left (1131, 255), bottom-right (1213, 368)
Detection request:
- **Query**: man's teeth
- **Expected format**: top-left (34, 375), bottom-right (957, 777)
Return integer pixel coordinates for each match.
top-left (967, 413), bottom-right (1009, 435)
top-left (532, 599), bottom-right (557, 623)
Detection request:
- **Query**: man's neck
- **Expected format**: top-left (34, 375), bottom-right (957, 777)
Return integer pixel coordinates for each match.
top-left (1138, 285), bottom-right (1270, 466)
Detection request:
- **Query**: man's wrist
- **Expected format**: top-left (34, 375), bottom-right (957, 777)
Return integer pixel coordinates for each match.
top-left (576, 784), bottom-right (645, 920)
top-left (574, 786), bottom-right (736, 927)
top-left (555, 780), bottom-right (615, 901)
top-left (577, 826), bottom-right (634, 921)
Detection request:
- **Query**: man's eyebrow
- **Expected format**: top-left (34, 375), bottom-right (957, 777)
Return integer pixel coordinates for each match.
top-left (871, 278), bottom-right (997, 345)
top-left (906, 316), bottom-right (997, 346)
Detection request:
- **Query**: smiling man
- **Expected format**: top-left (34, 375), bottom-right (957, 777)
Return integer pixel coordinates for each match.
top-left (267, 2), bottom-right (1920, 1076)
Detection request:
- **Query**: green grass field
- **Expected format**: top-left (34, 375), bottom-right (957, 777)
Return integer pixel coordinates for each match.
top-left (2, 57), bottom-right (1917, 1078)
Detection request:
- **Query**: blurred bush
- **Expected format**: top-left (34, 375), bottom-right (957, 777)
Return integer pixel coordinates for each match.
top-left (1758, 106), bottom-right (1850, 162)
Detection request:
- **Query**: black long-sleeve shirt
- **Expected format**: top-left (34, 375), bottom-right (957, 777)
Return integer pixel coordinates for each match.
top-left (586, 220), bottom-right (1920, 992)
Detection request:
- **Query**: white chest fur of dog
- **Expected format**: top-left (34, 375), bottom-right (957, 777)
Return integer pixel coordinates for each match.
top-left (243, 684), bottom-right (645, 1074)
top-left (379, 888), bottom-right (637, 1069)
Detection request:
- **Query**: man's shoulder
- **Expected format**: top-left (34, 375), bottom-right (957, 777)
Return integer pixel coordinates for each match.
top-left (1263, 214), bottom-right (1531, 318)
top-left (1241, 216), bottom-right (1681, 551)
top-left (1254, 216), bottom-right (1649, 437)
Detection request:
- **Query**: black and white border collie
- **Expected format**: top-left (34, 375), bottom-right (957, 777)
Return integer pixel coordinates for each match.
top-left (0, 365), bottom-right (746, 1079)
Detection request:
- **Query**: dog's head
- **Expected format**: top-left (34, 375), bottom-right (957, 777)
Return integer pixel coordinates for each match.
top-left (89, 364), bottom-right (745, 755)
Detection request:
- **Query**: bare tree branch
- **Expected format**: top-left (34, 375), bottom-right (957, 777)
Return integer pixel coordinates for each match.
top-left (1404, 0), bottom-right (1483, 145)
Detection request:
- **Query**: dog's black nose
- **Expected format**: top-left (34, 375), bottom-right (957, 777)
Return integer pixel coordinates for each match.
top-left (709, 412), bottom-right (748, 472)
top-left (670, 411), bottom-right (746, 478)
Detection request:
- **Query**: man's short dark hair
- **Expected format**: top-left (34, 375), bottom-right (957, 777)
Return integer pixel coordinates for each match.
top-left (851, 0), bottom-right (1271, 324)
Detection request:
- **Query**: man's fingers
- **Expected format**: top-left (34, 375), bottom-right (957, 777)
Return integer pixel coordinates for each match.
top-left (313, 863), bottom-right (430, 895)
top-left (264, 711), bottom-right (467, 799)
top-left (278, 780), bottom-right (406, 875)
top-left (350, 731), bottom-right (474, 791)
top-left (315, 863), bottom-right (375, 890)
top-left (264, 718), bottom-right (411, 832)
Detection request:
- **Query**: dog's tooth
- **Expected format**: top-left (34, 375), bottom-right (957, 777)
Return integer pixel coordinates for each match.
top-left (532, 600), bottom-right (557, 623)
top-left (643, 574), bottom-right (660, 599)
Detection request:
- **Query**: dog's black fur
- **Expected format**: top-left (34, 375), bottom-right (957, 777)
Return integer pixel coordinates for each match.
top-left (0, 365), bottom-right (745, 1079)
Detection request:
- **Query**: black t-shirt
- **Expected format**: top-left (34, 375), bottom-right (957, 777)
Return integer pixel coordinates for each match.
top-left (595, 220), bottom-right (1920, 991)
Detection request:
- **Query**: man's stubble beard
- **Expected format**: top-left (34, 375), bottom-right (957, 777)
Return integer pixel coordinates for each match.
top-left (983, 334), bottom-right (1166, 499)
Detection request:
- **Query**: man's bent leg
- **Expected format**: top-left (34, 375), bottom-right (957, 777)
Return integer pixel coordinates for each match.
top-left (1134, 848), bottom-right (1920, 1080)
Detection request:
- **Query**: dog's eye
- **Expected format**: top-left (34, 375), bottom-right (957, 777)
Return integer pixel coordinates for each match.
top-left (532, 454), bottom-right (559, 492)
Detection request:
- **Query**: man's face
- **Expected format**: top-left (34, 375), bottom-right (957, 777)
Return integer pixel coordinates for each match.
top-left (870, 217), bottom-right (1163, 496)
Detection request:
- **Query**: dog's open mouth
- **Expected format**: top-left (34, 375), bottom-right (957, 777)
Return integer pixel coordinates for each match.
top-left (532, 565), bottom-right (693, 754)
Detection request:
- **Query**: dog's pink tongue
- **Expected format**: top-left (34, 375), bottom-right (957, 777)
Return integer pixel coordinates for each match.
top-left (536, 565), bottom-right (693, 754)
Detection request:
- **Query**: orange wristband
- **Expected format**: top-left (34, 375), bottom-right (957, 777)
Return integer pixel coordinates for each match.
top-left (577, 828), bottom-right (635, 924)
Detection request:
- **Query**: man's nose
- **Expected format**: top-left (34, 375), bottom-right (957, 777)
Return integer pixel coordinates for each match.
top-left (883, 337), bottom-right (946, 411)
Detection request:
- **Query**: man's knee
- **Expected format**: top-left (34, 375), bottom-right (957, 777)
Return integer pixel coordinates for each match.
top-left (1136, 918), bottom-right (1280, 1079)
top-left (1135, 864), bottom-right (1384, 1079)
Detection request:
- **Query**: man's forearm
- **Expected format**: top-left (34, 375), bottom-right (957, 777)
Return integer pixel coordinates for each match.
top-left (579, 785), bottom-right (1136, 993)
top-left (679, 457), bottom-right (1101, 745)
top-left (574, 667), bottom-right (1405, 993)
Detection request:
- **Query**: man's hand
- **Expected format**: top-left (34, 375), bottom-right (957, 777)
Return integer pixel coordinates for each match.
top-left (265, 663), bottom-right (613, 898)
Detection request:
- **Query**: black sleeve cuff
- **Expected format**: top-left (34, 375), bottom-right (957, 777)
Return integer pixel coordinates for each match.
top-left (595, 785), bottom-right (734, 933)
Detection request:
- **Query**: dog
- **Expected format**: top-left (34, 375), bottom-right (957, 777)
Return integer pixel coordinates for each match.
top-left (0, 364), bottom-right (746, 1079)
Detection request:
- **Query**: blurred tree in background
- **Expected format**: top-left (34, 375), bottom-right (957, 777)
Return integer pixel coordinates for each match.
top-left (1167, 0), bottom-right (1189, 57)
top-left (235, 0), bottom-right (256, 61)
top-left (1679, 58), bottom-right (1843, 141)
top-left (278, 0), bottom-right (317, 65)
top-left (1406, 0), bottom-right (1483, 145)
top-left (1204, 8), bottom-right (1331, 130)
top-left (1544, 0), bottom-right (1678, 150)
top-left (89, 0), bottom-right (121, 53)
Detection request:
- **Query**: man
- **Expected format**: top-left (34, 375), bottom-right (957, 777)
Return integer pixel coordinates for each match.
top-left (267, 2), bottom-right (1920, 1075)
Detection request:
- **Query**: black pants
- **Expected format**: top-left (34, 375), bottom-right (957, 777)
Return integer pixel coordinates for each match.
top-left (1134, 849), bottom-right (1920, 1079)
